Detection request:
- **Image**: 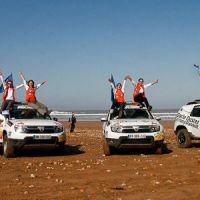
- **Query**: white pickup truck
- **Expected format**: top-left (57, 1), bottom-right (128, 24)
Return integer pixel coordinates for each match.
top-left (174, 100), bottom-right (200, 148)
top-left (101, 103), bottom-right (165, 155)
top-left (0, 103), bottom-right (66, 157)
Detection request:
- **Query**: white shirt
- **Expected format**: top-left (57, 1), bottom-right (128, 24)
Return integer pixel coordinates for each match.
top-left (131, 80), bottom-right (152, 93)
top-left (0, 75), bottom-right (24, 100)
top-left (23, 80), bottom-right (42, 91)
top-left (6, 88), bottom-right (14, 100)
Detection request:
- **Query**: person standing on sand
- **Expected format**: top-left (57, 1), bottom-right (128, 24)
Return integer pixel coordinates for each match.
top-left (127, 76), bottom-right (158, 111)
top-left (0, 71), bottom-right (23, 111)
top-left (19, 71), bottom-right (49, 116)
top-left (69, 112), bottom-right (76, 133)
top-left (108, 75), bottom-right (129, 118)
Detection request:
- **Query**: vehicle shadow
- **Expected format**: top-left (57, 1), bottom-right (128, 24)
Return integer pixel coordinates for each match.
top-left (191, 143), bottom-right (200, 148)
top-left (111, 144), bottom-right (173, 155)
top-left (15, 144), bottom-right (85, 157)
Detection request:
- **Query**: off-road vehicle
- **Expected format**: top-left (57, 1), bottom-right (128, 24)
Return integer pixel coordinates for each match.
top-left (174, 99), bottom-right (200, 148)
top-left (101, 103), bottom-right (165, 155)
top-left (0, 103), bottom-right (66, 157)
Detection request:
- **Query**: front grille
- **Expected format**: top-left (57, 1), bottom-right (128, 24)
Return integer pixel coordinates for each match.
top-left (26, 126), bottom-right (56, 134)
top-left (122, 126), bottom-right (151, 133)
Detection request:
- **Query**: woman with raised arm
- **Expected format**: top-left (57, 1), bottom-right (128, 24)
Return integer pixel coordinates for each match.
top-left (0, 71), bottom-right (23, 111)
top-left (108, 75), bottom-right (129, 118)
top-left (19, 71), bottom-right (48, 116)
top-left (127, 76), bottom-right (158, 111)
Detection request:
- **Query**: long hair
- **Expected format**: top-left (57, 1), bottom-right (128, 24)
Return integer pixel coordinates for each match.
top-left (27, 80), bottom-right (35, 88)
top-left (6, 79), bottom-right (14, 88)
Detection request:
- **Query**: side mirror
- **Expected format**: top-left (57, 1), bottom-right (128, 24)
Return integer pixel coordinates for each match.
top-left (101, 117), bottom-right (107, 122)
top-left (53, 117), bottom-right (58, 121)
top-left (156, 117), bottom-right (161, 121)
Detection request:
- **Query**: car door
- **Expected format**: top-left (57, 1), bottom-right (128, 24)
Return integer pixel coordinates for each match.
top-left (190, 105), bottom-right (200, 137)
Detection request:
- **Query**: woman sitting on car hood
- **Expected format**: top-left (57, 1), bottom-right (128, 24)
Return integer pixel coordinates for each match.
top-left (19, 71), bottom-right (49, 116)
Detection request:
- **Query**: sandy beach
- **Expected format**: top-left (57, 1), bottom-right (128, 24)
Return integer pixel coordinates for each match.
top-left (0, 120), bottom-right (200, 200)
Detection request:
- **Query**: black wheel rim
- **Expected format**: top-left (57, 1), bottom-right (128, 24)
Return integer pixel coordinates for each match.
top-left (178, 132), bottom-right (186, 144)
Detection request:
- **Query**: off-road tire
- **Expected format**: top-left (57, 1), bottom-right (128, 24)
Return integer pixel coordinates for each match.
top-left (154, 146), bottom-right (163, 154)
top-left (177, 129), bottom-right (192, 148)
top-left (102, 137), bottom-right (111, 156)
top-left (3, 134), bottom-right (15, 158)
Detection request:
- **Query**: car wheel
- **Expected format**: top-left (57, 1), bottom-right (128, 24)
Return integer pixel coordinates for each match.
top-left (154, 146), bottom-right (163, 154)
top-left (3, 134), bottom-right (15, 158)
top-left (102, 137), bottom-right (111, 156)
top-left (177, 129), bottom-right (191, 148)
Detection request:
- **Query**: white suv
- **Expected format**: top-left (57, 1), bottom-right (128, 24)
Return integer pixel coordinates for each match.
top-left (174, 100), bottom-right (200, 148)
top-left (101, 103), bottom-right (165, 155)
top-left (0, 103), bottom-right (66, 157)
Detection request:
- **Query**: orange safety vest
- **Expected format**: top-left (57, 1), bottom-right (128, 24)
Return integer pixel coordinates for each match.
top-left (2, 87), bottom-right (15, 102)
top-left (115, 89), bottom-right (125, 103)
top-left (26, 87), bottom-right (37, 103)
top-left (133, 84), bottom-right (145, 98)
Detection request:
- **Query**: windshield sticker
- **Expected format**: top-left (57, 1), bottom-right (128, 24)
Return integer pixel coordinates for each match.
top-left (176, 113), bottom-right (199, 129)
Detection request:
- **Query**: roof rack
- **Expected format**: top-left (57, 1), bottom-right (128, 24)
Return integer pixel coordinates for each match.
top-left (187, 99), bottom-right (200, 105)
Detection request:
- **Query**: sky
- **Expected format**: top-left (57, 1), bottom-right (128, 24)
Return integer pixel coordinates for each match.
top-left (0, 0), bottom-right (200, 110)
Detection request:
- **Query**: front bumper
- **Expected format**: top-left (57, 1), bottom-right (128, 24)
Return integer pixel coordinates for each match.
top-left (8, 132), bottom-right (66, 148)
top-left (106, 136), bottom-right (164, 148)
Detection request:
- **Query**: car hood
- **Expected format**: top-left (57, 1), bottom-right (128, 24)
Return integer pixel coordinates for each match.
top-left (10, 119), bottom-right (62, 126)
top-left (110, 118), bottom-right (161, 126)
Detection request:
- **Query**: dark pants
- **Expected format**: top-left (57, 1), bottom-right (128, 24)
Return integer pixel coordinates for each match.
top-left (111, 101), bottom-right (125, 118)
top-left (134, 94), bottom-right (150, 109)
top-left (1, 100), bottom-right (14, 111)
top-left (70, 123), bottom-right (76, 133)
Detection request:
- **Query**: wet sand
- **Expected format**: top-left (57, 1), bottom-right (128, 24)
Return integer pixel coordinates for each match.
top-left (0, 120), bottom-right (200, 200)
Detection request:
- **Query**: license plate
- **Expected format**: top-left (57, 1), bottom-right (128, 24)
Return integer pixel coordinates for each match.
top-left (128, 134), bottom-right (146, 139)
top-left (33, 135), bottom-right (52, 140)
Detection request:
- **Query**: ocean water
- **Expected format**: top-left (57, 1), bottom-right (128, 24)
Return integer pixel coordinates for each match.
top-left (50, 109), bottom-right (178, 121)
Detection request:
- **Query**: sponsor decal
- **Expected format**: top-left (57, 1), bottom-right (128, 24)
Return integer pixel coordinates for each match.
top-left (176, 113), bottom-right (199, 129)
top-left (58, 134), bottom-right (66, 142)
top-left (154, 132), bottom-right (164, 141)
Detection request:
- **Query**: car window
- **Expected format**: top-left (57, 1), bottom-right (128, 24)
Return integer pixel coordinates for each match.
top-left (9, 109), bottom-right (51, 120)
top-left (110, 108), bottom-right (152, 119)
top-left (191, 106), bottom-right (200, 117)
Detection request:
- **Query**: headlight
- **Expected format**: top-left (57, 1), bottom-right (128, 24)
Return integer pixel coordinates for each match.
top-left (55, 125), bottom-right (64, 133)
top-left (14, 125), bottom-right (27, 133)
top-left (150, 125), bottom-right (160, 132)
top-left (111, 124), bottom-right (122, 133)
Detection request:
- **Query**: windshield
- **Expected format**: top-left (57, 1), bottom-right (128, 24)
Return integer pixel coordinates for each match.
top-left (9, 109), bottom-right (51, 120)
top-left (110, 108), bottom-right (153, 120)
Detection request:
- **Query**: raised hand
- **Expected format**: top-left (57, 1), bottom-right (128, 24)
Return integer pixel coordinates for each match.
top-left (41, 80), bottom-right (46, 85)
top-left (125, 75), bottom-right (132, 81)
top-left (19, 71), bottom-right (25, 80)
top-left (152, 79), bottom-right (159, 85)
top-left (108, 78), bottom-right (112, 83)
